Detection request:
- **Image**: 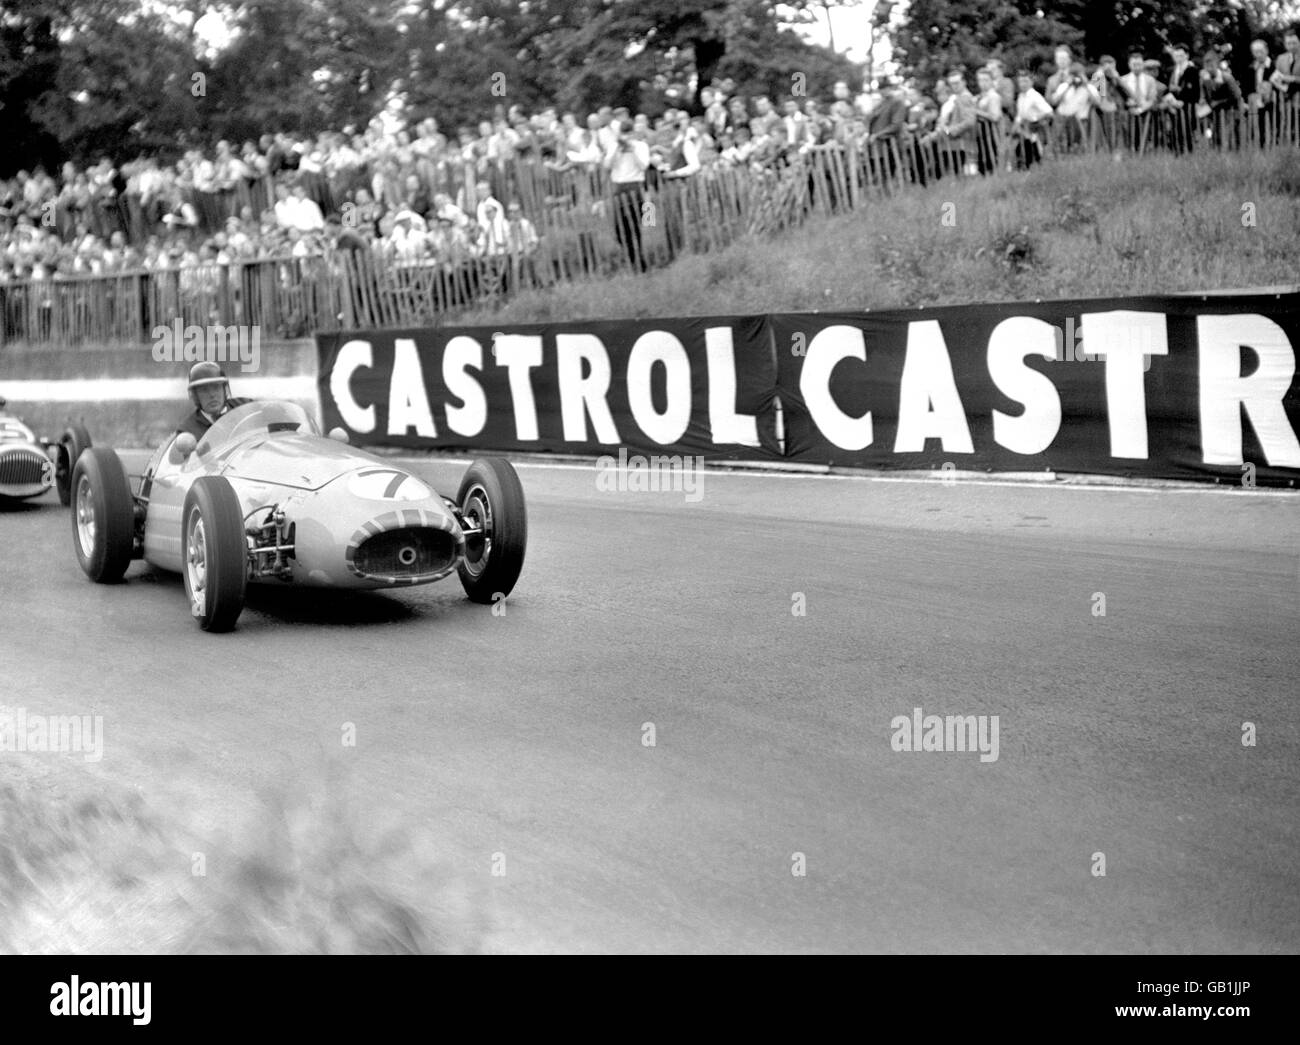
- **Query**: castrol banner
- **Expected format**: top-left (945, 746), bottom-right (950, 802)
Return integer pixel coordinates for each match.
top-left (320, 292), bottom-right (1300, 486)
top-left (770, 292), bottom-right (1300, 487)
top-left (317, 316), bottom-right (782, 461)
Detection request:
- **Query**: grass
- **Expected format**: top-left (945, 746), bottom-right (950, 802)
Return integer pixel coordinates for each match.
top-left (0, 759), bottom-right (485, 954)
top-left (454, 149), bottom-right (1300, 325)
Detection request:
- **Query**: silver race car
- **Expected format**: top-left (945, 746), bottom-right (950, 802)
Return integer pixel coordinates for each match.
top-left (69, 400), bottom-right (526, 631)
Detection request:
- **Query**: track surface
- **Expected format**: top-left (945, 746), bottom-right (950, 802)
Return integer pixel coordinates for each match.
top-left (2, 458), bottom-right (1298, 953)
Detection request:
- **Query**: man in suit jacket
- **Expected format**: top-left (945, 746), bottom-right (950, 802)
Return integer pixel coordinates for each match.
top-left (1120, 52), bottom-right (1161, 152)
top-left (1273, 30), bottom-right (1300, 90)
top-left (1163, 43), bottom-right (1201, 152)
top-left (937, 71), bottom-right (978, 146)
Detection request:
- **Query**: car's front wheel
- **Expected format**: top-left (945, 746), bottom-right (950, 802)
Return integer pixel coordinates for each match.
top-left (182, 476), bottom-right (248, 632)
top-left (57, 423), bottom-right (92, 506)
top-left (71, 447), bottom-right (134, 583)
top-left (456, 458), bottom-right (527, 604)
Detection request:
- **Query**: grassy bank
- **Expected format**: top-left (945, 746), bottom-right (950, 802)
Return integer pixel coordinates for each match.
top-left (457, 149), bottom-right (1300, 325)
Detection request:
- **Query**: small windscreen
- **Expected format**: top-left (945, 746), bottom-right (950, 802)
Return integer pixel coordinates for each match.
top-left (196, 400), bottom-right (319, 454)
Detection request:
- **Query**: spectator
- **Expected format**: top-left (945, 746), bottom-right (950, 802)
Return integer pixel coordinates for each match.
top-left (1121, 52), bottom-right (1162, 152)
top-left (290, 184), bottom-right (325, 231)
top-left (1050, 62), bottom-right (1102, 152)
top-left (1247, 38), bottom-right (1276, 144)
top-left (1046, 46), bottom-right (1075, 100)
top-left (1201, 51), bottom-right (1243, 148)
top-left (986, 59), bottom-right (1015, 115)
top-left (830, 80), bottom-right (856, 122)
top-left (475, 180), bottom-right (509, 255)
top-left (603, 118), bottom-right (650, 272)
top-left (974, 67), bottom-right (1003, 172)
top-left (1012, 70), bottom-right (1053, 168)
top-left (1091, 55), bottom-right (1126, 155)
top-left (404, 174), bottom-right (432, 219)
top-left (934, 71), bottom-right (978, 175)
top-left (752, 96), bottom-right (781, 136)
top-left (1272, 30), bottom-right (1300, 100)
top-left (662, 115), bottom-right (702, 179)
top-left (1163, 43), bottom-right (1201, 153)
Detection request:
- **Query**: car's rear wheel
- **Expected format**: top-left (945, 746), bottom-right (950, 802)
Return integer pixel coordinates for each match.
top-left (56, 423), bottom-right (92, 506)
top-left (71, 447), bottom-right (134, 583)
top-left (182, 476), bottom-right (248, 632)
top-left (456, 458), bottom-right (526, 604)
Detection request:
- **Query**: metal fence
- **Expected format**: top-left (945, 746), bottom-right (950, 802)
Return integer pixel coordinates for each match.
top-left (3, 97), bottom-right (1298, 346)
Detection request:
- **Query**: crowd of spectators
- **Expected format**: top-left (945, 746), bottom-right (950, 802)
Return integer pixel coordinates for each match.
top-left (2, 28), bottom-right (1298, 286)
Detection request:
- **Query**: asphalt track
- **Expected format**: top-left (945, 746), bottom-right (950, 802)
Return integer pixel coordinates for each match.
top-left (1, 457), bottom-right (1297, 953)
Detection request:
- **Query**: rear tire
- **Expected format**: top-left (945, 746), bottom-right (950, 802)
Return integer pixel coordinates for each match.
top-left (56, 423), bottom-right (92, 507)
top-left (71, 447), bottom-right (134, 583)
top-left (182, 476), bottom-right (248, 632)
top-left (456, 458), bottom-right (527, 603)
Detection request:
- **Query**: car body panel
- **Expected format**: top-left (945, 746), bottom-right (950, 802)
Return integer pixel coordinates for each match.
top-left (138, 400), bottom-right (465, 588)
top-left (0, 410), bottom-right (55, 502)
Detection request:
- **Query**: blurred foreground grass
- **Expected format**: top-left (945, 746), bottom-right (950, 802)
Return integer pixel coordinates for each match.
top-left (0, 761), bottom-right (484, 954)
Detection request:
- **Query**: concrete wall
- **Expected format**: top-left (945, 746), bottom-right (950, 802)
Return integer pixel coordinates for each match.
top-left (0, 340), bottom-right (317, 448)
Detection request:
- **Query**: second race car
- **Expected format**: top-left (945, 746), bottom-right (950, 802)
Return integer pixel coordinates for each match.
top-left (0, 394), bottom-right (90, 507)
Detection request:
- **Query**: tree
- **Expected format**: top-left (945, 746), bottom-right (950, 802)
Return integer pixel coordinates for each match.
top-left (546, 0), bottom-right (859, 114)
top-left (890, 0), bottom-right (1293, 86)
top-left (890, 0), bottom-right (1085, 85)
top-left (0, 3), bottom-right (63, 174)
top-left (203, 0), bottom-right (403, 142)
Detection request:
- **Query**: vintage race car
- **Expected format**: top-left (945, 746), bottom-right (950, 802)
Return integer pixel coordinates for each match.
top-left (0, 395), bottom-right (91, 506)
top-left (68, 399), bottom-right (526, 631)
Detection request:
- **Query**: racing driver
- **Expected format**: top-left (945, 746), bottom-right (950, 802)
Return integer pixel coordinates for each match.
top-left (176, 361), bottom-right (251, 439)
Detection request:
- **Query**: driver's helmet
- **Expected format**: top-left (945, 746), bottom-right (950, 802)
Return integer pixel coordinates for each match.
top-left (187, 362), bottom-right (230, 409)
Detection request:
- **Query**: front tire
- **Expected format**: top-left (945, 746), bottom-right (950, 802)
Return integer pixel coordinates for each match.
top-left (182, 476), bottom-right (248, 632)
top-left (56, 423), bottom-right (92, 506)
top-left (71, 447), bottom-right (134, 583)
top-left (456, 458), bottom-right (527, 603)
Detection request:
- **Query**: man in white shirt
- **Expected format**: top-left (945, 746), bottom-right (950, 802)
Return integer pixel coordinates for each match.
top-left (474, 180), bottom-right (509, 256)
top-left (603, 119), bottom-right (651, 272)
top-left (387, 210), bottom-right (428, 266)
top-left (289, 184), bottom-right (325, 232)
top-left (595, 108), bottom-right (621, 156)
top-left (1012, 70), bottom-right (1053, 168)
top-left (1050, 62), bottom-right (1102, 151)
top-left (974, 68), bottom-right (1003, 172)
top-left (272, 183), bottom-right (297, 229)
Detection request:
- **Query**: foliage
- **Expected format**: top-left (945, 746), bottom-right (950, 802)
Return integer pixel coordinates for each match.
top-left (891, 0), bottom-right (1293, 84)
top-left (0, 0), bottom-right (863, 174)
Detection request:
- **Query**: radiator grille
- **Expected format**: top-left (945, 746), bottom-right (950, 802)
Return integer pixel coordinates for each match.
top-left (353, 527), bottom-right (457, 580)
top-left (0, 448), bottom-right (48, 488)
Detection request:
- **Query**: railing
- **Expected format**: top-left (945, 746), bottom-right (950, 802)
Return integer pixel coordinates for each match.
top-left (3, 97), bottom-right (1298, 345)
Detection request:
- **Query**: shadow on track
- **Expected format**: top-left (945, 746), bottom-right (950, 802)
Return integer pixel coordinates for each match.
top-left (243, 584), bottom-right (420, 626)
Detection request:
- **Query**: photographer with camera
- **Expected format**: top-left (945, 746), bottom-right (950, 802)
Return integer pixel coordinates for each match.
top-left (603, 118), bottom-right (651, 273)
top-left (1049, 62), bottom-right (1102, 153)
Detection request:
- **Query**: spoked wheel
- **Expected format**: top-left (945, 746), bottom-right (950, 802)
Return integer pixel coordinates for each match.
top-left (70, 447), bottom-right (134, 583)
top-left (57, 423), bottom-right (92, 507)
top-left (456, 458), bottom-right (527, 604)
top-left (182, 476), bottom-right (248, 632)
